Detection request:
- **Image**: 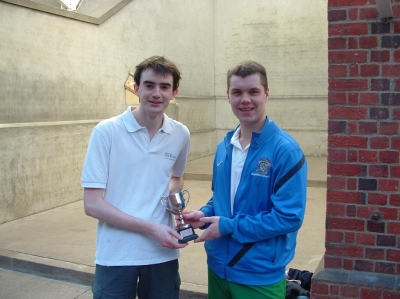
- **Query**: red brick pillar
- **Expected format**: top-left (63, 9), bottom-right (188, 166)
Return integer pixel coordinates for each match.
top-left (311, 1), bottom-right (400, 299)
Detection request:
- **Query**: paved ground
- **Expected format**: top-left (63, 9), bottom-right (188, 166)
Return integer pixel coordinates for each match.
top-left (0, 155), bottom-right (327, 299)
top-left (0, 268), bottom-right (92, 299)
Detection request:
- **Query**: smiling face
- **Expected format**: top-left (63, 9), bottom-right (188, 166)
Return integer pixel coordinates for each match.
top-left (134, 68), bottom-right (178, 118)
top-left (227, 73), bottom-right (269, 132)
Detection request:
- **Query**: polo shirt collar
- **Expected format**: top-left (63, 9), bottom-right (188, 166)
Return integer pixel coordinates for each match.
top-left (122, 106), bottom-right (172, 134)
top-left (230, 126), bottom-right (250, 151)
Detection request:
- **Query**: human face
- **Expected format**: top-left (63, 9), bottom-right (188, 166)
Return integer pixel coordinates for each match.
top-left (134, 68), bottom-right (178, 117)
top-left (227, 73), bottom-right (269, 132)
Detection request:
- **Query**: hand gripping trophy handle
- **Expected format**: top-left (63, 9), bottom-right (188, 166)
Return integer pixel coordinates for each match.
top-left (160, 189), bottom-right (198, 244)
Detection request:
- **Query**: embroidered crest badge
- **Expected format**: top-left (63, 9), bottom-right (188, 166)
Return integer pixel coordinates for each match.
top-left (256, 158), bottom-right (271, 176)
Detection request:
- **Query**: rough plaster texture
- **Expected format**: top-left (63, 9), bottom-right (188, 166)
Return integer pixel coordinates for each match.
top-left (0, 0), bottom-right (215, 223)
top-left (216, 97), bottom-right (328, 156)
top-left (175, 97), bottom-right (216, 159)
top-left (213, 0), bottom-right (328, 155)
top-left (187, 130), bottom-right (217, 161)
top-left (0, 0), bottom-right (328, 222)
top-left (267, 97), bottom-right (327, 156)
top-left (214, 0), bottom-right (328, 98)
top-left (176, 97), bottom-right (216, 132)
top-left (0, 123), bottom-right (94, 223)
top-left (0, 0), bottom-right (215, 123)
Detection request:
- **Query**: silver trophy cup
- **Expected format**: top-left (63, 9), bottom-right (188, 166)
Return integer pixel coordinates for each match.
top-left (160, 189), bottom-right (198, 244)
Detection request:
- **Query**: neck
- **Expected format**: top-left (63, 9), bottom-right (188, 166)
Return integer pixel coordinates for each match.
top-left (240, 117), bottom-right (266, 137)
top-left (132, 107), bottom-right (164, 138)
top-left (238, 127), bottom-right (252, 147)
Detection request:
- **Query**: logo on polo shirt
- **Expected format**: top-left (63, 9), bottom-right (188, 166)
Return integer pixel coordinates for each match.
top-left (164, 152), bottom-right (177, 161)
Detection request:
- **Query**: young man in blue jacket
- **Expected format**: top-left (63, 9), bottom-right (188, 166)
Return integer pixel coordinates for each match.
top-left (183, 60), bottom-right (308, 299)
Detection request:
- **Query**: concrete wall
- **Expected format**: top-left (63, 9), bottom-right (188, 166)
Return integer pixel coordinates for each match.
top-left (214, 0), bottom-right (328, 156)
top-left (0, 0), bottom-right (215, 223)
top-left (216, 97), bottom-right (328, 157)
top-left (0, 0), bottom-right (328, 223)
top-left (0, 122), bottom-right (95, 221)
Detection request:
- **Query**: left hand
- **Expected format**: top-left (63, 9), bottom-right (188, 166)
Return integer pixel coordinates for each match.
top-left (194, 216), bottom-right (221, 243)
top-left (176, 210), bottom-right (206, 229)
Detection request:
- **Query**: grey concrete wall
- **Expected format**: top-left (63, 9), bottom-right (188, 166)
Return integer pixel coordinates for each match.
top-left (214, 0), bottom-right (328, 156)
top-left (0, 122), bottom-right (95, 223)
top-left (0, 0), bottom-right (215, 224)
top-left (0, 0), bottom-right (215, 123)
top-left (216, 97), bottom-right (328, 157)
top-left (175, 97), bottom-right (216, 160)
top-left (0, 0), bottom-right (328, 223)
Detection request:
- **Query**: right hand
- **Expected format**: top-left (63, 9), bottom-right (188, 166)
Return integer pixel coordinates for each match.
top-left (150, 223), bottom-right (188, 249)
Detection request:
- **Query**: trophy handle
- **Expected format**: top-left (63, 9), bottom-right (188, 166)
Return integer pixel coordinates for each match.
top-left (160, 196), bottom-right (175, 214)
top-left (181, 188), bottom-right (190, 206)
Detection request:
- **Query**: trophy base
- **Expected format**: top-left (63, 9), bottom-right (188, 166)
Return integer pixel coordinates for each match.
top-left (177, 225), bottom-right (198, 244)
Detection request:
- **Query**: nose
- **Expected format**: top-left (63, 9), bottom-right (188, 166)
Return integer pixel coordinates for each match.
top-left (241, 92), bottom-right (251, 103)
top-left (152, 87), bottom-right (161, 98)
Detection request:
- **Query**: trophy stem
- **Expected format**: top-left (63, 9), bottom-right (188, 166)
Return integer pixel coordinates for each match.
top-left (179, 212), bottom-right (187, 226)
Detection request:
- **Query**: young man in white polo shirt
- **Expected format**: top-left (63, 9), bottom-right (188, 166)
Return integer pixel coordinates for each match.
top-left (82, 56), bottom-right (190, 299)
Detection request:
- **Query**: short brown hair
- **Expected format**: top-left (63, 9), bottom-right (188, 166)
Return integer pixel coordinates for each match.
top-left (227, 60), bottom-right (268, 90)
top-left (134, 56), bottom-right (181, 91)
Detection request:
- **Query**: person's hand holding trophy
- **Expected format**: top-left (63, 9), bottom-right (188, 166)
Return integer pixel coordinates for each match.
top-left (160, 189), bottom-right (199, 244)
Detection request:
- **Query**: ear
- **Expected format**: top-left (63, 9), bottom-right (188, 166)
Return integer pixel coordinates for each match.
top-left (227, 89), bottom-right (231, 104)
top-left (265, 88), bottom-right (270, 103)
top-left (171, 88), bottom-right (179, 99)
top-left (134, 83), bottom-right (139, 93)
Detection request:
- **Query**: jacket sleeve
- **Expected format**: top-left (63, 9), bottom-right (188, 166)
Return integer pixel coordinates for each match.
top-left (200, 198), bottom-right (215, 218)
top-left (199, 149), bottom-right (219, 219)
top-left (198, 179), bottom-right (216, 230)
top-left (219, 149), bottom-right (308, 243)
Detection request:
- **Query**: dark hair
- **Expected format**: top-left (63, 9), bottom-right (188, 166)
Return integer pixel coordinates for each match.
top-left (133, 56), bottom-right (181, 91)
top-left (227, 60), bottom-right (268, 90)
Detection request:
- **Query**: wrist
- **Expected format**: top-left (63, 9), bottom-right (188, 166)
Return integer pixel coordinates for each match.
top-left (135, 218), bottom-right (156, 235)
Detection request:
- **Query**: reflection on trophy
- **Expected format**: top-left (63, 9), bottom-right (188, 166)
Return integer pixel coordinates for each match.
top-left (160, 188), bottom-right (199, 244)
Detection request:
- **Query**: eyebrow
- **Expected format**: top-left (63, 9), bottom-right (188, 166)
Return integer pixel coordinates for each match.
top-left (230, 87), bottom-right (260, 91)
top-left (143, 80), bottom-right (171, 87)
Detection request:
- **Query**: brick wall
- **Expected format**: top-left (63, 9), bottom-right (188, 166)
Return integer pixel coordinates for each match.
top-left (311, 1), bottom-right (400, 298)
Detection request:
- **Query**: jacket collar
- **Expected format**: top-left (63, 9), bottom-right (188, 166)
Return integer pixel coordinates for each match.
top-left (224, 116), bottom-right (279, 149)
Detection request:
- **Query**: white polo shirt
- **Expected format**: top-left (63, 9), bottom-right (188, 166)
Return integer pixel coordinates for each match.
top-left (82, 107), bottom-right (190, 266)
top-left (230, 126), bottom-right (250, 215)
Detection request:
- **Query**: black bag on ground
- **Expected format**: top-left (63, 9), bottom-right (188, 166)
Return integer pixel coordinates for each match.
top-left (287, 268), bottom-right (313, 291)
top-left (285, 268), bottom-right (314, 299)
top-left (285, 281), bottom-right (310, 299)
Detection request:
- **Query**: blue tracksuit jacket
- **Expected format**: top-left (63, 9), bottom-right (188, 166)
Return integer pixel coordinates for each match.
top-left (200, 117), bottom-right (308, 286)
